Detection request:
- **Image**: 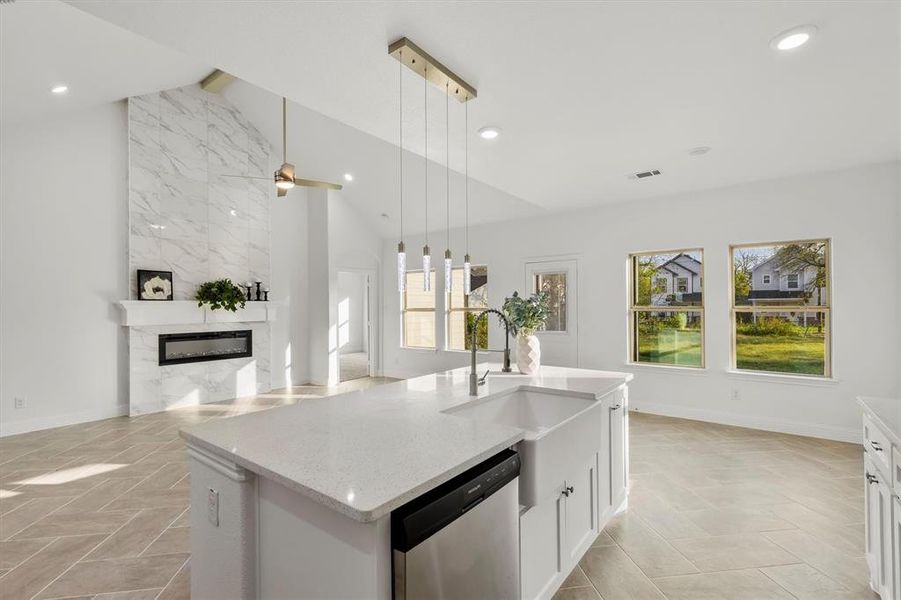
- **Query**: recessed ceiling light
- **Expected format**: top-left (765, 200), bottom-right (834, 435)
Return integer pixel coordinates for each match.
top-left (688, 146), bottom-right (712, 156)
top-left (770, 25), bottom-right (817, 51)
top-left (478, 126), bottom-right (500, 140)
top-left (50, 84), bottom-right (68, 94)
top-left (230, 208), bottom-right (238, 217)
top-left (343, 173), bottom-right (354, 182)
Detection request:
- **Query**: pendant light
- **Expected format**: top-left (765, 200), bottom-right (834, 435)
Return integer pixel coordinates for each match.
top-left (396, 51), bottom-right (406, 293)
top-left (444, 82), bottom-right (452, 293)
top-left (422, 64), bottom-right (431, 291)
top-left (463, 99), bottom-right (472, 295)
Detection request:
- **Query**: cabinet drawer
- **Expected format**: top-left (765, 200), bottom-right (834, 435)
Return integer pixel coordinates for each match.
top-left (863, 414), bottom-right (892, 479)
top-left (894, 446), bottom-right (901, 498)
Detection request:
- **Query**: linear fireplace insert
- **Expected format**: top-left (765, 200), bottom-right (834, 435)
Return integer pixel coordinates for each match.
top-left (158, 330), bottom-right (252, 365)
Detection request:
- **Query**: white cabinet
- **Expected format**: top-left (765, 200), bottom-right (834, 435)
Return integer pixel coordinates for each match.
top-left (609, 387), bottom-right (628, 511)
top-left (865, 451), bottom-right (896, 599)
top-left (892, 497), bottom-right (900, 600)
top-left (520, 486), bottom-right (565, 600)
top-left (521, 454), bottom-right (600, 600)
top-left (520, 386), bottom-right (629, 600)
top-left (564, 453), bottom-right (599, 565)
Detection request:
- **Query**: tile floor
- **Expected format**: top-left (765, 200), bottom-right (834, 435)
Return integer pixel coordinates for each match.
top-left (0, 385), bottom-right (874, 600)
top-left (0, 377), bottom-right (393, 600)
top-left (555, 411), bottom-right (875, 600)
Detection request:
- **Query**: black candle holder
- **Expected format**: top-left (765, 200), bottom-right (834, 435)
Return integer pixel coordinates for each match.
top-left (255, 281), bottom-right (262, 302)
top-left (263, 290), bottom-right (269, 302)
top-left (244, 284), bottom-right (252, 301)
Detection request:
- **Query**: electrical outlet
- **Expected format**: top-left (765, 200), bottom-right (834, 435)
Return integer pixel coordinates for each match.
top-left (731, 389), bottom-right (740, 402)
top-left (207, 488), bottom-right (219, 526)
top-left (14, 397), bottom-right (25, 409)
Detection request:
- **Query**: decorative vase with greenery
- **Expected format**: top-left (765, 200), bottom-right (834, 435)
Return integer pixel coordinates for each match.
top-left (502, 291), bottom-right (550, 374)
top-left (195, 279), bottom-right (247, 312)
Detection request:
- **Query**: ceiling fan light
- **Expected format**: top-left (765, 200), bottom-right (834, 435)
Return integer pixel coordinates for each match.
top-left (275, 179), bottom-right (295, 190)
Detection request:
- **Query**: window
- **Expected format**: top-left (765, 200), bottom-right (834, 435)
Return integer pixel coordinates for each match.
top-left (402, 270), bottom-right (435, 349)
top-left (447, 266), bottom-right (489, 351)
top-left (731, 240), bottom-right (830, 377)
top-left (629, 250), bottom-right (704, 368)
top-left (534, 272), bottom-right (567, 331)
top-left (763, 274), bottom-right (771, 284)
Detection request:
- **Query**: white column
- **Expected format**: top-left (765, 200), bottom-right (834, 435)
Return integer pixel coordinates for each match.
top-left (308, 189), bottom-right (339, 386)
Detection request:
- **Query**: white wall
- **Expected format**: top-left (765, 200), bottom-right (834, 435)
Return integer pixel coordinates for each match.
top-left (382, 162), bottom-right (901, 442)
top-left (270, 191), bottom-right (310, 388)
top-left (1, 103), bottom-right (129, 435)
top-left (337, 271), bottom-right (366, 354)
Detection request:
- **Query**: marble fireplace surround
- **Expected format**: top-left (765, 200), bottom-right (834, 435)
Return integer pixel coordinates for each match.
top-left (125, 84), bottom-right (276, 416)
top-left (118, 302), bottom-right (276, 416)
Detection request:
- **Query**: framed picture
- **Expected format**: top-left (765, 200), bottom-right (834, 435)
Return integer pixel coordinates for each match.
top-left (137, 269), bottom-right (173, 301)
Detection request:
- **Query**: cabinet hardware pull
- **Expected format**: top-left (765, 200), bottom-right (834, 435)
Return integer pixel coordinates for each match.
top-left (870, 441), bottom-right (883, 452)
top-left (610, 404), bottom-right (622, 411)
top-left (866, 472), bottom-right (879, 484)
top-left (566, 485), bottom-right (574, 495)
top-left (562, 485), bottom-right (574, 497)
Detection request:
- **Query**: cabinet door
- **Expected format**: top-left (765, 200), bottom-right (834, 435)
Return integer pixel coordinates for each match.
top-left (597, 397), bottom-right (612, 521)
top-left (893, 497), bottom-right (900, 600)
top-left (564, 453), bottom-right (599, 565)
top-left (865, 453), bottom-right (894, 598)
top-left (609, 389), bottom-right (627, 510)
top-left (520, 488), bottom-right (564, 600)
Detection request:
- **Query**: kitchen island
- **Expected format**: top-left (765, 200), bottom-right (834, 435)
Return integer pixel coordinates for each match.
top-left (181, 364), bottom-right (632, 599)
top-left (857, 396), bottom-right (901, 599)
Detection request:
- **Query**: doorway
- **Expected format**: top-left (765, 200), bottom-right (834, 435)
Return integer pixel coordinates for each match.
top-left (337, 270), bottom-right (371, 382)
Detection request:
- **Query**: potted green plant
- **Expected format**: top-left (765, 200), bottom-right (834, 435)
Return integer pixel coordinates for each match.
top-left (195, 279), bottom-right (247, 312)
top-left (501, 291), bottom-right (550, 374)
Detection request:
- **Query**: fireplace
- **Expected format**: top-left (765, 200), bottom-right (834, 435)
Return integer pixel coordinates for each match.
top-left (158, 330), bottom-right (252, 365)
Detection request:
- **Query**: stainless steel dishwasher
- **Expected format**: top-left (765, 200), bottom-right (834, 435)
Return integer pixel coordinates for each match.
top-left (391, 449), bottom-right (521, 600)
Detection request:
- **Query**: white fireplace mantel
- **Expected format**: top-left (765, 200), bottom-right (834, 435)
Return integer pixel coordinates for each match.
top-left (116, 300), bottom-right (278, 327)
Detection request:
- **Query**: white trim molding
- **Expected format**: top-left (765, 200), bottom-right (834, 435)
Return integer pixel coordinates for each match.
top-left (631, 401), bottom-right (859, 443)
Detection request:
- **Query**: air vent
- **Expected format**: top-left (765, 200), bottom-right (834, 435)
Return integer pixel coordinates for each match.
top-left (634, 169), bottom-right (662, 179)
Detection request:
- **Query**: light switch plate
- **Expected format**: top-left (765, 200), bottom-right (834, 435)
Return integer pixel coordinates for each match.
top-left (207, 488), bottom-right (219, 526)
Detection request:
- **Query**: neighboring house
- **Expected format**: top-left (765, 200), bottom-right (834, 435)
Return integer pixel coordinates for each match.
top-left (748, 256), bottom-right (824, 304)
top-left (747, 255), bottom-right (826, 325)
top-left (650, 253), bottom-right (702, 306)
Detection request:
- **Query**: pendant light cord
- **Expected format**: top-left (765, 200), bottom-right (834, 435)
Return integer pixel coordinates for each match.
top-left (399, 51), bottom-right (403, 243)
top-left (446, 82), bottom-right (450, 252)
top-left (465, 99), bottom-right (469, 254)
top-left (282, 97), bottom-right (287, 163)
top-left (423, 65), bottom-right (428, 247)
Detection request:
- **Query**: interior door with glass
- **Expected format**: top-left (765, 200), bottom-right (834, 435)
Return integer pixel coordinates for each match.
top-left (525, 259), bottom-right (578, 367)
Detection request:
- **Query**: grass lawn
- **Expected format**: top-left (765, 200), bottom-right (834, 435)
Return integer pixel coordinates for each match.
top-left (638, 329), bottom-right (702, 367)
top-left (638, 328), bottom-right (825, 375)
top-left (735, 332), bottom-right (825, 375)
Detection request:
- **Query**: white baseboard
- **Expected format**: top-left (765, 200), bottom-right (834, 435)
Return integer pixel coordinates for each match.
top-left (632, 400), bottom-right (861, 444)
top-left (1, 404), bottom-right (129, 437)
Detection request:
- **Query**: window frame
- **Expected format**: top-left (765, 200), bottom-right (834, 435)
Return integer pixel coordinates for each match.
top-left (628, 248), bottom-right (705, 369)
top-left (532, 270), bottom-right (569, 334)
top-left (401, 269), bottom-right (436, 350)
top-left (762, 274), bottom-right (771, 284)
top-left (446, 265), bottom-right (489, 351)
top-left (786, 273), bottom-right (799, 289)
top-left (729, 239), bottom-right (832, 378)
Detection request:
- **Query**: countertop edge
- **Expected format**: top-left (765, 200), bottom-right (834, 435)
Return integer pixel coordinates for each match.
top-left (857, 396), bottom-right (901, 448)
top-left (181, 429), bottom-right (525, 522)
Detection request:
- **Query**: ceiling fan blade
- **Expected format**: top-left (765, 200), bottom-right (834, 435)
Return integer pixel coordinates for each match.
top-left (293, 178), bottom-right (343, 190)
top-left (277, 187), bottom-right (288, 198)
top-left (220, 174), bottom-right (272, 181)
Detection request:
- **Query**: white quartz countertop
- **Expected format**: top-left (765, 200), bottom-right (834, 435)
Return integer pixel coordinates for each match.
top-left (858, 396), bottom-right (901, 447)
top-left (180, 364), bottom-right (632, 522)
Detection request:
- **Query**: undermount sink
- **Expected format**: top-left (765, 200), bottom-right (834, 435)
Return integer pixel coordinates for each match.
top-left (444, 387), bottom-right (603, 506)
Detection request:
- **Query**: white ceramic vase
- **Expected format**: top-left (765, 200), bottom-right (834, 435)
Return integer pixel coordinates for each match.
top-left (516, 334), bottom-right (541, 375)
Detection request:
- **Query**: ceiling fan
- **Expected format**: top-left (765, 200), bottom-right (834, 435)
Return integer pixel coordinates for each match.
top-left (225, 97), bottom-right (342, 196)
